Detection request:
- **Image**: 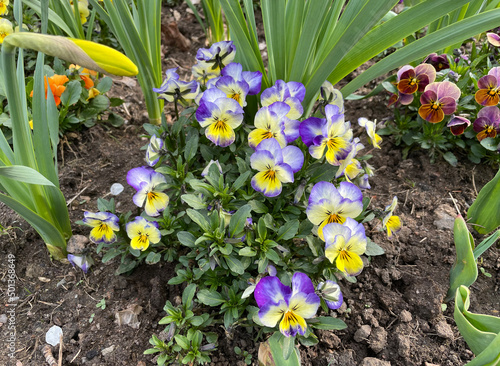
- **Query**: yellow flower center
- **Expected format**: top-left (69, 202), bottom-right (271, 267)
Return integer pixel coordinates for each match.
top-left (327, 213), bottom-right (343, 224)
top-left (263, 169), bottom-right (277, 183)
top-left (214, 119), bottom-right (228, 132)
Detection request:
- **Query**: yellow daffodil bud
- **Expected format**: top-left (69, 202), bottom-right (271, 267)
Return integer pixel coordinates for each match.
top-left (0, 17), bottom-right (13, 43)
top-left (0, 0), bottom-right (9, 16)
top-left (3, 33), bottom-right (138, 76)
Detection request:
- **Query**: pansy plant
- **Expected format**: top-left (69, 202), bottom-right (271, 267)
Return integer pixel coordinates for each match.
top-left (250, 138), bottom-right (303, 197)
top-left (126, 216), bottom-right (161, 251)
top-left (473, 106), bottom-right (500, 141)
top-left (196, 88), bottom-right (244, 147)
top-left (324, 217), bottom-right (367, 277)
top-left (196, 41), bottom-right (236, 73)
top-left (299, 104), bottom-right (353, 166)
top-left (382, 196), bottom-right (402, 238)
top-left (475, 67), bottom-right (500, 107)
top-left (248, 102), bottom-right (290, 149)
top-left (82, 211), bottom-right (120, 244)
top-left (418, 81), bottom-right (461, 123)
top-left (254, 272), bottom-right (320, 337)
top-left (127, 166), bottom-right (169, 217)
top-left (306, 181), bottom-right (363, 241)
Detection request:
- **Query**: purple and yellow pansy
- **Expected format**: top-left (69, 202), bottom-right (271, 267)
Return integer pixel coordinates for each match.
top-left (250, 138), bottom-right (303, 197)
top-left (473, 106), bottom-right (500, 141)
top-left (145, 135), bottom-right (164, 167)
top-left (82, 211), bottom-right (120, 244)
top-left (248, 102), bottom-right (290, 149)
top-left (196, 41), bottom-right (236, 73)
top-left (324, 217), bottom-right (367, 276)
top-left (382, 196), bottom-right (402, 238)
top-left (358, 117), bottom-right (382, 149)
top-left (127, 166), bottom-right (169, 217)
top-left (306, 181), bottom-right (363, 241)
top-left (392, 64), bottom-right (436, 106)
top-left (153, 68), bottom-right (200, 106)
top-left (447, 115), bottom-right (471, 136)
top-left (254, 272), bottom-right (320, 337)
top-left (299, 104), bottom-right (353, 166)
top-left (418, 81), bottom-right (461, 123)
top-left (475, 67), bottom-right (500, 107)
top-left (126, 216), bottom-right (161, 251)
top-left (196, 88), bottom-right (244, 147)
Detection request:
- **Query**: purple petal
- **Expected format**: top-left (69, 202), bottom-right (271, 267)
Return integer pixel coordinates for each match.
top-left (488, 67), bottom-right (500, 84)
top-left (127, 166), bottom-right (153, 191)
top-left (221, 62), bottom-right (243, 79)
top-left (254, 276), bottom-right (291, 307)
top-left (287, 82), bottom-right (306, 102)
top-left (477, 105), bottom-right (500, 124)
top-left (283, 118), bottom-right (300, 143)
top-left (243, 70), bottom-right (263, 95)
top-left (255, 138), bottom-right (284, 164)
top-left (291, 272), bottom-right (316, 296)
top-left (478, 74), bottom-right (498, 90)
top-left (282, 145), bottom-right (304, 173)
top-left (337, 181), bottom-right (363, 203)
top-left (300, 117), bottom-right (326, 146)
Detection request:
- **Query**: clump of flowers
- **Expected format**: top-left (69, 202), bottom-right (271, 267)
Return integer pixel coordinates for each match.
top-left (384, 35), bottom-right (500, 165)
top-left (80, 41), bottom-right (396, 363)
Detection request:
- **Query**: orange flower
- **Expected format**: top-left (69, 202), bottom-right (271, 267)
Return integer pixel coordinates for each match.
top-left (30, 74), bottom-right (69, 106)
top-left (70, 64), bottom-right (96, 89)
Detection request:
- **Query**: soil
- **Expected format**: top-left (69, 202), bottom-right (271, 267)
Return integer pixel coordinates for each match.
top-left (1, 3), bottom-right (499, 366)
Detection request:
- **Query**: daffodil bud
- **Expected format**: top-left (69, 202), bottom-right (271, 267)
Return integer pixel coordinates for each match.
top-left (3, 33), bottom-right (138, 76)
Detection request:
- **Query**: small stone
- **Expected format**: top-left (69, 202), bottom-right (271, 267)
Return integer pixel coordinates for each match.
top-left (433, 205), bottom-right (456, 230)
top-left (336, 301), bottom-right (348, 314)
top-left (400, 310), bottom-right (412, 323)
top-left (359, 357), bottom-right (391, 366)
top-left (0, 314), bottom-right (7, 324)
top-left (45, 325), bottom-right (63, 346)
top-left (424, 363), bottom-right (441, 366)
top-left (368, 327), bottom-right (388, 353)
top-left (435, 320), bottom-right (454, 340)
top-left (326, 350), bottom-right (356, 366)
top-left (67, 235), bottom-right (90, 254)
top-left (354, 325), bottom-right (372, 342)
top-left (101, 345), bottom-right (115, 356)
top-left (86, 349), bottom-right (99, 360)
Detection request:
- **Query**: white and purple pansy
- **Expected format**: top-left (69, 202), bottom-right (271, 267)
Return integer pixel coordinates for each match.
top-left (196, 41), bottom-right (236, 73)
top-left (254, 272), bottom-right (320, 337)
top-left (126, 216), bottom-right (161, 251)
top-left (153, 68), bottom-right (200, 106)
top-left (261, 80), bottom-right (306, 143)
top-left (317, 280), bottom-right (343, 310)
top-left (335, 138), bottom-right (364, 181)
top-left (306, 181), bottom-right (363, 241)
top-left (82, 211), bottom-right (120, 244)
top-left (67, 253), bottom-right (93, 273)
top-left (248, 102), bottom-right (290, 149)
top-left (127, 166), bottom-right (169, 217)
top-left (215, 74), bottom-right (250, 107)
top-left (299, 104), bottom-right (353, 166)
top-left (324, 217), bottom-right (367, 277)
top-left (221, 62), bottom-right (262, 95)
top-left (145, 135), bottom-right (164, 167)
top-left (250, 138), bottom-right (303, 197)
top-left (196, 88), bottom-right (244, 147)
top-left (319, 81), bottom-right (344, 114)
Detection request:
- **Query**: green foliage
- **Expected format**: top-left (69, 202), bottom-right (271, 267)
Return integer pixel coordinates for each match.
top-left (145, 284), bottom-right (217, 365)
top-left (468, 168), bottom-right (500, 234)
top-left (454, 286), bottom-right (500, 365)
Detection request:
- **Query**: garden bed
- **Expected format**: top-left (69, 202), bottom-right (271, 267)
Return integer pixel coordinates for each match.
top-left (1, 3), bottom-right (499, 366)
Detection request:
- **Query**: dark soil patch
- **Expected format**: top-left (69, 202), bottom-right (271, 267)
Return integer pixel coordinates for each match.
top-left (1, 3), bottom-right (499, 366)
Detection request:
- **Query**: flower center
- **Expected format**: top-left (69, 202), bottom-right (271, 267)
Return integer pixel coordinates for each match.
top-left (263, 169), bottom-right (277, 183)
top-left (147, 191), bottom-right (159, 201)
top-left (327, 213), bottom-right (343, 224)
top-left (430, 101), bottom-right (442, 111)
top-left (214, 120), bottom-right (228, 132)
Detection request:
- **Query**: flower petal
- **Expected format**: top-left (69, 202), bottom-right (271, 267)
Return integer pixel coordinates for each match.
top-left (254, 276), bottom-right (291, 307)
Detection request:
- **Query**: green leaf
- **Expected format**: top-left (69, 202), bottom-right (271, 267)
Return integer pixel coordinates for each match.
top-left (182, 283), bottom-right (197, 309)
top-left (443, 151), bottom-right (458, 167)
top-left (184, 132), bottom-right (199, 163)
top-left (0, 166), bottom-right (56, 186)
top-left (60, 80), bottom-right (82, 107)
top-left (309, 316), bottom-right (347, 330)
top-left (364, 238), bottom-right (385, 256)
top-left (181, 194), bottom-right (206, 209)
top-left (224, 255), bottom-right (245, 275)
top-left (197, 289), bottom-right (225, 306)
top-left (228, 204), bottom-right (252, 238)
top-left (97, 76), bottom-right (113, 93)
top-left (276, 219), bottom-right (299, 241)
top-left (145, 252), bottom-right (161, 264)
top-left (467, 168), bottom-right (500, 234)
top-left (186, 209), bottom-right (210, 231)
top-left (177, 231), bottom-right (197, 248)
top-left (265, 249), bottom-right (280, 264)
top-left (230, 171), bottom-right (251, 192)
top-left (446, 215), bottom-right (478, 302)
top-left (454, 286), bottom-right (500, 360)
top-left (239, 247), bottom-right (257, 257)
top-left (174, 335), bottom-right (190, 350)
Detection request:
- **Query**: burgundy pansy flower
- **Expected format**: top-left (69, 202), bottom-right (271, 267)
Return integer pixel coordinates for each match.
top-left (424, 53), bottom-right (450, 71)
top-left (475, 67), bottom-right (500, 107)
top-left (447, 115), bottom-right (471, 136)
top-left (393, 64), bottom-right (436, 106)
top-left (473, 106), bottom-right (500, 141)
top-left (418, 81), bottom-right (460, 123)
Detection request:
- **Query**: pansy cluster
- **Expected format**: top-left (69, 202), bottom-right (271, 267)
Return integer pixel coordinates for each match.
top-left (80, 41), bottom-right (395, 346)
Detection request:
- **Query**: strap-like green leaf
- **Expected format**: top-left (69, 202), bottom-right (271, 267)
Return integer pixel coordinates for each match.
top-left (467, 168), bottom-right (500, 234)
